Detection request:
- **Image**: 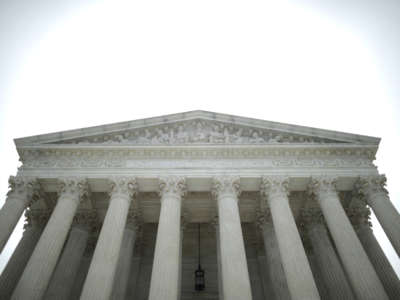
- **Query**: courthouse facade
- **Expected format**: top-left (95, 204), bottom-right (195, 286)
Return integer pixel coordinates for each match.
top-left (0, 110), bottom-right (399, 300)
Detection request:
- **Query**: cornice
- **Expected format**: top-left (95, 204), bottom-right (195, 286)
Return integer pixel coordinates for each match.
top-left (16, 144), bottom-right (378, 173)
top-left (14, 111), bottom-right (380, 146)
top-left (18, 144), bottom-right (377, 160)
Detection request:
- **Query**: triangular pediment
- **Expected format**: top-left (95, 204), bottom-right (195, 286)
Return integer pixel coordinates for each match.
top-left (14, 111), bottom-right (380, 147)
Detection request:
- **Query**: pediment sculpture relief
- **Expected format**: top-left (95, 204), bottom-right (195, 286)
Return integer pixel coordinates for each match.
top-left (57, 120), bottom-right (344, 145)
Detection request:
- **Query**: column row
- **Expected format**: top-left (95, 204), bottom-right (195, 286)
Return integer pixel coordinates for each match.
top-left (0, 174), bottom-right (398, 300)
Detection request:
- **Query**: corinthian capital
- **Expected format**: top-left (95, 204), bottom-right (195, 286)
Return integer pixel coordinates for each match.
top-left (260, 176), bottom-right (289, 199)
top-left (308, 176), bottom-right (338, 196)
top-left (127, 209), bottom-right (142, 231)
top-left (355, 174), bottom-right (388, 197)
top-left (7, 176), bottom-right (41, 206)
top-left (300, 207), bottom-right (324, 228)
top-left (57, 177), bottom-right (90, 203)
top-left (255, 208), bottom-right (272, 229)
top-left (73, 210), bottom-right (98, 229)
top-left (24, 209), bottom-right (51, 228)
top-left (211, 176), bottom-right (241, 199)
top-left (159, 176), bottom-right (186, 198)
top-left (108, 177), bottom-right (138, 200)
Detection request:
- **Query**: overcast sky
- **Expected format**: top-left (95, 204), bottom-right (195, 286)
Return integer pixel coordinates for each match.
top-left (1, 0), bottom-right (399, 276)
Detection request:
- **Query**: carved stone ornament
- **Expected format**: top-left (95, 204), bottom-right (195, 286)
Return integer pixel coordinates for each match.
top-left (355, 174), bottom-right (388, 198)
top-left (346, 195), bottom-right (372, 228)
top-left (158, 176), bottom-right (187, 198)
top-left (300, 207), bottom-right (325, 228)
top-left (108, 177), bottom-right (138, 200)
top-left (308, 176), bottom-right (338, 197)
top-left (181, 212), bottom-right (189, 231)
top-left (7, 176), bottom-right (41, 206)
top-left (73, 210), bottom-right (98, 229)
top-left (127, 209), bottom-right (142, 231)
top-left (211, 176), bottom-right (241, 199)
top-left (255, 208), bottom-right (272, 229)
top-left (24, 209), bottom-right (51, 229)
top-left (57, 119), bottom-right (341, 146)
top-left (18, 147), bottom-right (376, 170)
top-left (57, 177), bottom-right (90, 203)
top-left (260, 176), bottom-right (290, 199)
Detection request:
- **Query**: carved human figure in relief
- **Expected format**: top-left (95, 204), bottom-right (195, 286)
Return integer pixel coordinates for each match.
top-left (234, 127), bottom-right (244, 143)
top-left (193, 121), bottom-right (208, 143)
top-left (176, 124), bottom-right (189, 143)
top-left (250, 130), bottom-right (265, 143)
top-left (137, 129), bottom-right (152, 144)
top-left (268, 134), bottom-right (283, 143)
top-left (209, 123), bottom-right (224, 143)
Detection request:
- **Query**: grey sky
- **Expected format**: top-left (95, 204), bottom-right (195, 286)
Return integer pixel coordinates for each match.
top-left (0, 0), bottom-right (399, 276)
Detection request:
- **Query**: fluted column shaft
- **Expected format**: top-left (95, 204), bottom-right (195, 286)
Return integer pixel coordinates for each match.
top-left (212, 176), bottom-right (252, 300)
top-left (212, 217), bottom-right (224, 300)
top-left (348, 202), bottom-right (400, 300)
top-left (70, 249), bottom-right (94, 299)
top-left (357, 175), bottom-right (400, 256)
top-left (80, 177), bottom-right (137, 300)
top-left (0, 211), bottom-right (47, 299)
top-left (359, 225), bottom-right (400, 299)
top-left (12, 178), bottom-right (89, 300)
top-left (261, 176), bottom-right (320, 300)
top-left (148, 176), bottom-right (186, 300)
top-left (0, 176), bottom-right (39, 252)
top-left (45, 211), bottom-right (94, 300)
top-left (110, 213), bottom-right (139, 300)
top-left (310, 177), bottom-right (388, 300)
top-left (304, 209), bottom-right (355, 300)
top-left (257, 210), bottom-right (291, 300)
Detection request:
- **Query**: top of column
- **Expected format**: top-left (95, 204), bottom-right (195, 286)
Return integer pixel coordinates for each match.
top-left (355, 174), bottom-right (388, 197)
top-left (158, 176), bottom-right (187, 199)
top-left (308, 176), bottom-right (338, 196)
top-left (7, 176), bottom-right (41, 206)
top-left (260, 176), bottom-right (290, 199)
top-left (108, 176), bottom-right (138, 200)
top-left (211, 176), bottom-right (241, 200)
top-left (57, 177), bottom-right (90, 204)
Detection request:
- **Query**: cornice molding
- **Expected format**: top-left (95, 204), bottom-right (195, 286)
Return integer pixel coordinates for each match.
top-left (17, 145), bottom-right (377, 171)
top-left (15, 110), bottom-right (380, 146)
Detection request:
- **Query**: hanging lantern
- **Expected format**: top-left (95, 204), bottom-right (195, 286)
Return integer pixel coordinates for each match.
top-left (195, 264), bottom-right (205, 291)
top-left (194, 223), bottom-right (205, 291)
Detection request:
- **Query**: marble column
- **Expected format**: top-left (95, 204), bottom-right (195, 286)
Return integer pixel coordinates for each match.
top-left (212, 176), bottom-right (252, 300)
top-left (178, 214), bottom-right (187, 300)
top-left (302, 207), bottom-right (355, 300)
top-left (44, 210), bottom-right (96, 300)
top-left (12, 177), bottom-right (89, 300)
top-left (125, 256), bottom-right (142, 299)
top-left (212, 216), bottom-right (224, 300)
top-left (357, 175), bottom-right (400, 256)
top-left (348, 198), bottom-right (400, 300)
top-left (110, 210), bottom-right (140, 300)
top-left (70, 236), bottom-right (97, 300)
top-left (309, 176), bottom-right (388, 300)
top-left (256, 208), bottom-right (291, 300)
top-left (148, 176), bottom-right (186, 300)
top-left (80, 177), bottom-right (137, 300)
top-left (0, 176), bottom-right (40, 252)
top-left (0, 210), bottom-right (49, 299)
top-left (256, 255), bottom-right (274, 300)
top-left (260, 176), bottom-right (320, 300)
